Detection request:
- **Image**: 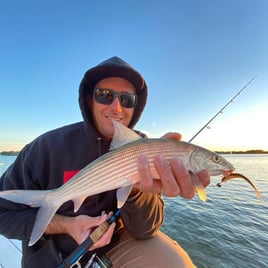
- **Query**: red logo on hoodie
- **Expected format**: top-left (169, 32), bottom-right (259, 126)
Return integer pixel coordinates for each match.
top-left (63, 170), bottom-right (80, 184)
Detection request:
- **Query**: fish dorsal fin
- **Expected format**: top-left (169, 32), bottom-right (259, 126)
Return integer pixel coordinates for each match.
top-left (110, 120), bottom-right (141, 150)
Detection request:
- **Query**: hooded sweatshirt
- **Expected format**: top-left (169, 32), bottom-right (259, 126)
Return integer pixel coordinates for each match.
top-left (0, 57), bottom-right (164, 267)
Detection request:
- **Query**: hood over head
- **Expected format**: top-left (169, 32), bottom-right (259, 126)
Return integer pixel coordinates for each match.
top-left (79, 56), bottom-right (148, 129)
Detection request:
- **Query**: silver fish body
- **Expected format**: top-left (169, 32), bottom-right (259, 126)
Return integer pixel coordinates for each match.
top-left (57, 138), bottom-right (233, 203)
top-left (0, 121), bottom-right (234, 246)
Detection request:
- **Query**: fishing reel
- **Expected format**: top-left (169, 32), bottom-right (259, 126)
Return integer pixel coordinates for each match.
top-left (85, 253), bottom-right (112, 268)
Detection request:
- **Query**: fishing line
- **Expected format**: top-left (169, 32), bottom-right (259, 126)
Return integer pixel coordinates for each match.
top-left (5, 76), bottom-right (258, 256)
top-left (188, 75), bottom-right (257, 142)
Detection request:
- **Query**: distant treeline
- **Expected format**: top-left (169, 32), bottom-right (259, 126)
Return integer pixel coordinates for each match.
top-left (216, 149), bottom-right (268, 154)
top-left (0, 151), bottom-right (20, 156)
top-left (1, 150), bottom-right (268, 156)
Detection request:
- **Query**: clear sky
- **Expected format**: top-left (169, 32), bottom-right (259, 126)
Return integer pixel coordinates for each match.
top-left (1, 0), bottom-right (268, 152)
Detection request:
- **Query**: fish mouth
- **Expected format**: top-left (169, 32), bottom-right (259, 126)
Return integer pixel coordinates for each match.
top-left (209, 169), bottom-right (234, 176)
top-left (223, 169), bottom-right (234, 177)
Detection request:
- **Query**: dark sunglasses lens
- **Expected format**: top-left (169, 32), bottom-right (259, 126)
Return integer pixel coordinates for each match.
top-left (119, 94), bottom-right (137, 108)
top-left (95, 89), bottom-right (114, 105)
top-left (94, 89), bottom-right (137, 108)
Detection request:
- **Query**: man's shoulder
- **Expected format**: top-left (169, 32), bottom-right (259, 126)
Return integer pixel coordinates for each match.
top-left (31, 122), bottom-right (89, 147)
top-left (44, 122), bottom-right (85, 136)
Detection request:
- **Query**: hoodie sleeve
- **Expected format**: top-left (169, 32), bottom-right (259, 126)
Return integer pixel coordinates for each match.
top-left (120, 192), bottom-right (164, 239)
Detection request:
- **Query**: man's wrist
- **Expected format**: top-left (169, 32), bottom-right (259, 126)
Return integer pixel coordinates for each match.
top-left (45, 214), bottom-right (71, 235)
top-left (127, 187), bottom-right (142, 203)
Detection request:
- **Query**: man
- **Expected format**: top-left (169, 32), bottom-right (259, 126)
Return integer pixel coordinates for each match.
top-left (0, 56), bottom-right (210, 267)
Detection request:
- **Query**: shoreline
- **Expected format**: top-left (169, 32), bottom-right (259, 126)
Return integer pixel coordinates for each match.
top-left (0, 151), bottom-right (20, 156)
top-left (216, 150), bottom-right (268, 154)
top-left (1, 150), bottom-right (268, 156)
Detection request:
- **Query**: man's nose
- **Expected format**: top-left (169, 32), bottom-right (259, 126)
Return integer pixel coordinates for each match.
top-left (110, 97), bottom-right (123, 113)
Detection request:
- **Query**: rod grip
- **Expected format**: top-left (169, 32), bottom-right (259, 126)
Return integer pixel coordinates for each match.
top-left (90, 221), bottom-right (110, 243)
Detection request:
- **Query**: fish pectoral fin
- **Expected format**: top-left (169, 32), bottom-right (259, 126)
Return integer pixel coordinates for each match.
top-left (190, 171), bottom-right (207, 202)
top-left (73, 197), bottom-right (87, 213)
top-left (116, 185), bottom-right (134, 208)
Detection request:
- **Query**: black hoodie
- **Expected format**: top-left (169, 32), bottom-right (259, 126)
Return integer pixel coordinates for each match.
top-left (0, 57), bottom-right (164, 267)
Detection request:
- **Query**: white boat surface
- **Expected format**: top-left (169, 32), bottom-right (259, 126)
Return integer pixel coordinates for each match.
top-left (0, 235), bottom-right (21, 267)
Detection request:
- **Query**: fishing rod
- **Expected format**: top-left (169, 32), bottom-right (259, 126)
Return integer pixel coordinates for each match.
top-left (188, 75), bottom-right (257, 143)
top-left (57, 209), bottom-right (120, 268)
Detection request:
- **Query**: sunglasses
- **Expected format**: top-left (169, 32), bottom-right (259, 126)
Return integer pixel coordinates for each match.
top-left (94, 88), bottom-right (137, 108)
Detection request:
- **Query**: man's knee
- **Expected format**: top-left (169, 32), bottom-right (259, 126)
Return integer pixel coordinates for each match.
top-left (107, 231), bottom-right (196, 268)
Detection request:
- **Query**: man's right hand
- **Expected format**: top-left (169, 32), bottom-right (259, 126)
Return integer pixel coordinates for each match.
top-left (45, 212), bottom-right (115, 250)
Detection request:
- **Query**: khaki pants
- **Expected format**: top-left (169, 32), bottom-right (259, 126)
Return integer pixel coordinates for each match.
top-left (106, 231), bottom-right (196, 268)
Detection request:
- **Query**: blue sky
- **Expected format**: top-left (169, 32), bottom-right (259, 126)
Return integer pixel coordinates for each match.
top-left (1, 0), bottom-right (268, 151)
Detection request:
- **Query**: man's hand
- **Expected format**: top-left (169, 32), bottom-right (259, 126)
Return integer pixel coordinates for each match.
top-left (135, 132), bottom-right (210, 198)
top-left (45, 212), bottom-right (115, 250)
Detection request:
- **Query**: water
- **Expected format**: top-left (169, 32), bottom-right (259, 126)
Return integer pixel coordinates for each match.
top-left (0, 155), bottom-right (22, 268)
top-left (0, 155), bottom-right (16, 176)
top-left (0, 154), bottom-right (267, 267)
top-left (161, 154), bottom-right (268, 268)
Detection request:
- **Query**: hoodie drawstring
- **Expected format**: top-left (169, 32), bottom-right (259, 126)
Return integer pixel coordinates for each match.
top-left (97, 137), bottom-right (102, 156)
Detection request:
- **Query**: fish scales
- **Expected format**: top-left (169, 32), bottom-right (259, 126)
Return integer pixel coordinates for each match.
top-left (0, 121), bottom-right (236, 246)
top-left (55, 140), bottom-right (172, 200)
top-left (55, 139), bottom-right (189, 204)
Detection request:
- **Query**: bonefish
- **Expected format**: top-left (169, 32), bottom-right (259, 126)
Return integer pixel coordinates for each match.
top-left (0, 120), bottom-right (259, 246)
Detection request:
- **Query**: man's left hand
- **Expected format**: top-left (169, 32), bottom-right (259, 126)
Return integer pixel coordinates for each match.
top-left (135, 132), bottom-right (210, 199)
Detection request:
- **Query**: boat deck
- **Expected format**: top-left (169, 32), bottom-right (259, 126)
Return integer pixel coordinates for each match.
top-left (0, 236), bottom-right (21, 267)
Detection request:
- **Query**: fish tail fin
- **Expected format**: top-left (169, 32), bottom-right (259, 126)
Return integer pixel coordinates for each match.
top-left (0, 189), bottom-right (51, 207)
top-left (0, 189), bottom-right (60, 246)
top-left (29, 201), bottom-right (59, 246)
top-left (190, 172), bottom-right (207, 202)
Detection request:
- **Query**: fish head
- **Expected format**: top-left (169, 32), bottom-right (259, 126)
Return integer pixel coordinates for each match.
top-left (190, 148), bottom-right (234, 176)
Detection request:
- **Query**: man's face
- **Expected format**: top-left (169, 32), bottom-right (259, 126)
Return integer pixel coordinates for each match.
top-left (89, 77), bottom-right (136, 139)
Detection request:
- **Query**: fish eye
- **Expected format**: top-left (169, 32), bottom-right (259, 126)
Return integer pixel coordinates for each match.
top-left (212, 155), bottom-right (220, 163)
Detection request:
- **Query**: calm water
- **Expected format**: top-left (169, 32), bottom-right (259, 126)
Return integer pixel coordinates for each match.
top-left (162, 154), bottom-right (268, 268)
top-left (0, 154), bottom-right (267, 267)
